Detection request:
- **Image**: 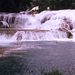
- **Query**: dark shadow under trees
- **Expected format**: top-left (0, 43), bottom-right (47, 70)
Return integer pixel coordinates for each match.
top-left (0, 0), bottom-right (75, 13)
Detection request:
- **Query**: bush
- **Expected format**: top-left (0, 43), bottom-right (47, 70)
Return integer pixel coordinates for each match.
top-left (41, 69), bottom-right (63, 75)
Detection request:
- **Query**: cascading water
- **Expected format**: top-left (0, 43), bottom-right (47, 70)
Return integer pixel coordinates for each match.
top-left (0, 9), bottom-right (75, 42)
top-left (1, 10), bottom-right (75, 75)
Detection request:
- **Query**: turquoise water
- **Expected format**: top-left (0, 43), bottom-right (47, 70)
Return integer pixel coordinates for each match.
top-left (0, 41), bottom-right (75, 75)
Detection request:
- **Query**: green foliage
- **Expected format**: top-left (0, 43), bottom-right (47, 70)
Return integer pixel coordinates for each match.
top-left (0, 0), bottom-right (75, 12)
top-left (31, 0), bottom-right (74, 12)
top-left (41, 70), bottom-right (63, 75)
top-left (0, 0), bottom-right (32, 12)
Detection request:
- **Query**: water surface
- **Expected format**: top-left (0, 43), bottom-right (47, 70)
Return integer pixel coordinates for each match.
top-left (0, 41), bottom-right (75, 75)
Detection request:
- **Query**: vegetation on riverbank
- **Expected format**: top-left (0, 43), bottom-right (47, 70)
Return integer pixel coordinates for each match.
top-left (0, 0), bottom-right (75, 12)
top-left (41, 69), bottom-right (63, 75)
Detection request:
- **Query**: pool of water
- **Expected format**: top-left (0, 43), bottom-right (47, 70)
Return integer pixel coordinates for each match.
top-left (0, 41), bottom-right (75, 75)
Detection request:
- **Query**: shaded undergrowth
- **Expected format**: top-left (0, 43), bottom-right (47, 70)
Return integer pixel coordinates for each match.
top-left (41, 69), bottom-right (63, 75)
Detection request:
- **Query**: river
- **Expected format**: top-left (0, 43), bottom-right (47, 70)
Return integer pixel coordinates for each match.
top-left (0, 10), bottom-right (75, 75)
top-left (0, 41), bottom-right (75, 75)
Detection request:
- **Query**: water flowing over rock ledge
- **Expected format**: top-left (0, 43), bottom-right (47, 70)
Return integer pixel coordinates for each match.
top-left (0, 10), bottom-right (75, 41)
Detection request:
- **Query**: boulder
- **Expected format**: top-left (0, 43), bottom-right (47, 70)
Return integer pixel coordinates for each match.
top-left (30, 6), bottom-right (39, 11)
top-left (28, 6), bottom-right (39, 14)
top-left (0, 21), bottom-right (9, 28)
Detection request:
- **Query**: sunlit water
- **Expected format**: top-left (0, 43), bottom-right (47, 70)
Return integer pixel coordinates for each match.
top-left (0, 10), bottom-right (75, 75)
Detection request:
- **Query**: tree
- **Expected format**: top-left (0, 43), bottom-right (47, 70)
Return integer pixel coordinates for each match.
top-left (0, 0), bottom-right (32, 12)
top-left (0, 0), bottom-right (74, 12)
top-left (19, 0), bottom-right (32, 11)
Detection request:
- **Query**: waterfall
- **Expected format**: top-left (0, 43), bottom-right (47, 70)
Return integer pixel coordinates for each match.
top-left (0, 9), bottom-right (75, 42)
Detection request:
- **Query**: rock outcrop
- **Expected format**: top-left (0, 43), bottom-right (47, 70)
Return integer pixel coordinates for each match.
top-left (28, 6), bottom-right (39, 14)
top-left (59, 28), bottom-right (73, 38)
top-left (0, 21), bottom-right (9, 28)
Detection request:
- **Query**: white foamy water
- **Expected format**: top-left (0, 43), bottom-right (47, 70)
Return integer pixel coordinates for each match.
top-left (0, 9), bottom-right (75, 42)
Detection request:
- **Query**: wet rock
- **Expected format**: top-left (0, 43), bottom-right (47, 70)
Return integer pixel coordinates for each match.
top-left (0, 16), bottom-right (3, 21)
top-left (16, 33), bottom-right (22, 40)
top-left (20, 11), bottom-right (26, 14)
top-left (66, 21), bottom-right (73, 30)
top-left (59, 28), bottom-right (63, 31)
top-left (41, 17), bottom-right (50, 24)
top-left (59, 28), bottom-right (67, 32)
top-left (70, 26), bottom-right (73, 30)
top-left (63, 18), bottom-right (73, 30)
top-left (59, 28), bottom-right (73, 38)
top-left (0, 21), bottom-right (9, 28)
top-left (28, 6), bottom-right (39, 14)
top-left (67, 31), bottom-right (73, 38)
top-left (10, 24), bottom-right (21, 28)
top-left (12, 17), bottom-right (15, 24)
top-left (28, 10), bottom-right (39, 14)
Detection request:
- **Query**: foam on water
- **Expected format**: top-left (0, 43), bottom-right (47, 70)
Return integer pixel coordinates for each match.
top-left (0, 9), bottom-right (75, 42)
